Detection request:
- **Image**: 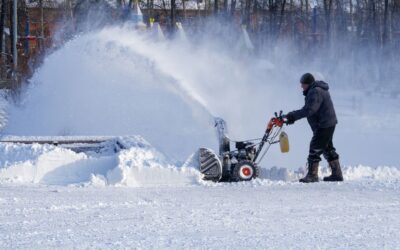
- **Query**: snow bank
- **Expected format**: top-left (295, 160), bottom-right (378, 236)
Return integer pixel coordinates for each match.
top-left (341, 165), bottom-right (400, 181)
top-left (1, 135), bottom-right (398, 187)
top-left (0, 136), bottom-right (200, 186)
top-left (105, 137), bottom-right (200, 187)
top-left (259, 165), bottom-right (400, 182)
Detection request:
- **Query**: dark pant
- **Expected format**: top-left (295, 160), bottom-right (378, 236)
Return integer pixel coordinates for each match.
top-left (308, 126), bottom-right (339, 163)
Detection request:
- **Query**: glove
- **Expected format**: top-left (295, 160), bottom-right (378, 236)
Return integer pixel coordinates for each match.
top-left (285, 113), bottom-right (295, 125)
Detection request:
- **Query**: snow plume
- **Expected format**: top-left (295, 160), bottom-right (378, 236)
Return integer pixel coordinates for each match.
top-left (3, 26), bottom-right (218, 162)
top-left (3, 21), bottom-right (400, 168)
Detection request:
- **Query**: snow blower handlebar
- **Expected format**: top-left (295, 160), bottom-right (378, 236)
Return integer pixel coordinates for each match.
top-left (268, 111), bottom-right (287, 131)
top-left (253, 111), bottom-right (288, 163)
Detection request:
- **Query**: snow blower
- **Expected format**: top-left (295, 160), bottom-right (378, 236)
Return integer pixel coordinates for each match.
top-left (199, 111), bottom-right (289, 182)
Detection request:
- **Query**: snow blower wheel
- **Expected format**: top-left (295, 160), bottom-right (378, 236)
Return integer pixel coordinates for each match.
top-left (232, 161), bottom-right (259, 181)
top-left (198, 148), bottom-right (223, 182)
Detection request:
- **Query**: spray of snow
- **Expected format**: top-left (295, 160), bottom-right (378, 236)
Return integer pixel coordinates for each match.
top-left (2, 23), bottom-right (400, 169)
top-left (4, 26), bottom-right (218, 162)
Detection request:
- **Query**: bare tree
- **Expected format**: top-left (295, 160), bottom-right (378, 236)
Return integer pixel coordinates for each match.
top-left (323, 0), bottom-right (333, 46)
top-left (382, 0), bottom-right (389, 46)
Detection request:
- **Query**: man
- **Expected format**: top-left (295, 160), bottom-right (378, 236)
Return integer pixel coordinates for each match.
top-left (286, 73), bottom-right (343, 183)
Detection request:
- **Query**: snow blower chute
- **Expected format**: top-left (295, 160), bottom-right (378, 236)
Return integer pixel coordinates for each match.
top-left (199, 111), bottom-right (289, 182)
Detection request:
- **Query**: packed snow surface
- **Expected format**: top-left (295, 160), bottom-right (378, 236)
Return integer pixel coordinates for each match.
top-left (0, 137), bottom-right (399, 249)
top-left (1, 181), bottom-right (399, 249)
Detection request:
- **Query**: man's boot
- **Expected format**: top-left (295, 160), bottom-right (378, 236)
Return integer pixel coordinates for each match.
top-left (323, 159), bottom-right (344, 182)
top-left (299, 162), bottom-right (319, 183)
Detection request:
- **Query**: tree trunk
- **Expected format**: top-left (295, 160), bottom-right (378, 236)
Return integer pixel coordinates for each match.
top-left (224, 0), bottom-right (228, 14)
top-left (355, 0), bottom-right (363, 40)
top-left (230, 0), bottom-right (236, 17)
top-left (147, 0), bottom-right (151, 18)
top-left (269, 0), bottom-right (278, 37)
top-left (243, 0), bottom-right (252, 25)
top-left (382, 0), bottom-right (389, 47)
top-left (277, 0), bottom-right (286, 38)
top-left (300, 0), bottom-right (303, 13)
top-left (0, 0), bottom-right (6, 58)
top-left (349, 0), bottom-right (354, 32)
top-left (312, 6), bottom-right (317, 44)
top-left (171, 0), bottom-right (176, 31)
top-left (290, 0), bottom-right (294, 42)
top-left (305, 0), bottom-right (308, 13)
top-left (323, 0), bottom-right (333, 47)
top-left (39, 0), bottom-right (44, 50)
top-left (9, 0), bottom-right (15, 70)
top-left (369, 0), bottom-right (377, 45)
top-left (183, 0), bottom-right (186, 19)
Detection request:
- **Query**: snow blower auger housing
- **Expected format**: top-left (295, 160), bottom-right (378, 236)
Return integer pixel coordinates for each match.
top-left (199, 111), bottom-right (289, 182)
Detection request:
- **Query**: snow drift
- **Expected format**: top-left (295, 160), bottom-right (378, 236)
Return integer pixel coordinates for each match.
top-left (0, 136), bottom-right (200, 186)
top-left (0, 136), bottom-right (399, 186)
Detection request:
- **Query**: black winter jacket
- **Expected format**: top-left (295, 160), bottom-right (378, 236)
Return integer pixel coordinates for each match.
top-left (288, 81), bottom-right (337, 131)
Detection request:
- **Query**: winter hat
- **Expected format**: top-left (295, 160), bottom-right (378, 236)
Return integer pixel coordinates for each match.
top-left (300, 73), bottom-right (315, 85)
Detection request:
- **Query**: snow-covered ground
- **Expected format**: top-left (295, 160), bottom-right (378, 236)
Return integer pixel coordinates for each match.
top-left (1, 180), bottom-right (400, 249)
top-left (1, 137), bottom-right (399, 249)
